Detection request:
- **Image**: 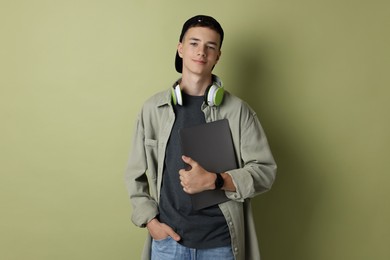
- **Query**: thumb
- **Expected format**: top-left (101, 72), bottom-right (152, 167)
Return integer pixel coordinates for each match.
top-left (162, 223), bottom-right (181, 241)
top-left (181, 155), bottom-right (196, 170)
top-left (182, 155), bottom-right (194, 165)
top-left (169, 230), bottom-right (181, 241)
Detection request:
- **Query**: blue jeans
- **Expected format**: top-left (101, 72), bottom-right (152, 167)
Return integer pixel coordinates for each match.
top-left (151, 236), bottom-right (234, 260)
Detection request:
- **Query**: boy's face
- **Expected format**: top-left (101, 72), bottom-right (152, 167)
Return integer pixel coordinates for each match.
top-left (177, 26), bottom-right (221, 77)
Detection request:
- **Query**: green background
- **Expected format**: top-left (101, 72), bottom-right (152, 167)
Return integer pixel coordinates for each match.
top-left (1, 0), bottom-right (389, 259)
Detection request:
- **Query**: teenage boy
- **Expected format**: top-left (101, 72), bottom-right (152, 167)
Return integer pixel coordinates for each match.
top-left (125, 15), bottom-right (277, 260)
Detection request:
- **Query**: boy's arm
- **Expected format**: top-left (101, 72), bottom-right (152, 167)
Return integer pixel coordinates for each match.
top-left (125, 116), bottom-right (158, 227)
top-left (225, 113), bottom-right (277, 201)
top-left (179, 113), bottom-right (276, 200)
top-left (178, 155), bottom-right (236, 194)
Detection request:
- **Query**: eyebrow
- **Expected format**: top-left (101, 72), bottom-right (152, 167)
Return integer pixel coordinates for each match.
top-left (189, 37), bottom-right (218, 46)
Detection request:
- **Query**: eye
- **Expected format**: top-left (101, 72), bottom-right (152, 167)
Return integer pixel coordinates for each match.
top-left (190, 42), bottom-right (198, 46)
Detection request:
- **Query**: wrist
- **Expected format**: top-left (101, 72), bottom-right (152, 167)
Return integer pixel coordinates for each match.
top-left (214, 173), bottom-right (224, 190)
top-left (146, 218), bottom-right (159, 229)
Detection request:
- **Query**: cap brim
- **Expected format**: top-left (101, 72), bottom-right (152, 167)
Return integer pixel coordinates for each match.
top-left (175, 51), bottom-right (182, 73)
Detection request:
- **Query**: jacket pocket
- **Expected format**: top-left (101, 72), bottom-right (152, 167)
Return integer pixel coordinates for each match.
top-left (145, 138), bottom-right (158, 181)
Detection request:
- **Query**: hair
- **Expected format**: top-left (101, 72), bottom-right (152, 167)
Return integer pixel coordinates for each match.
top-left (179, 15), bottom-right (224, 49)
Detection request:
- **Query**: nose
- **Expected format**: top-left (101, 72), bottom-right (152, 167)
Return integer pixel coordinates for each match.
top-left (197, 45), bottom-right (207, 57)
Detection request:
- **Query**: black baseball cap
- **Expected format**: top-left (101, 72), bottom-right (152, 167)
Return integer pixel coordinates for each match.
top-left (175, 15), bottom-right (224, 73)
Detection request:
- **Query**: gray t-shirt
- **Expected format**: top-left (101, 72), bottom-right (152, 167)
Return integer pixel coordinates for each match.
top-left (158, 93), bottom-right (230, 249)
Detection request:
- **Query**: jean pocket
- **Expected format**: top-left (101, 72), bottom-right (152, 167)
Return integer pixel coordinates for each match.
top-left (152, 236), bottom-right (175, 253)
top-left (151, 236), bottom-right (181, 260)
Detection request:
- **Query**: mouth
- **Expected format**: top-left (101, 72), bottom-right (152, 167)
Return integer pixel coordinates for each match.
top-left (193, 59), bottom-right (207, 64)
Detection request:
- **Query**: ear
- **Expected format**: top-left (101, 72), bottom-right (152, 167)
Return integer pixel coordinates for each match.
top-left (215, 51), bottom-right (222, 63)
top-left (177, 42), bottom-right (184, 58)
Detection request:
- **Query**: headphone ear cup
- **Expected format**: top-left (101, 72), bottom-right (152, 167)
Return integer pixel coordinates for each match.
top-left (205, 84), bottom-right (224, 106)
top-left (213, 87), bottom-right (224, 106)
top-left (171, 87), bottom-right (177, 105)
top-left (172, 84), bottom-right (183, 106)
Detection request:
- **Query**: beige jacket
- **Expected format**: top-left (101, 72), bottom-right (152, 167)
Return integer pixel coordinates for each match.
top-left (125, 89), bottom-right (277, 260)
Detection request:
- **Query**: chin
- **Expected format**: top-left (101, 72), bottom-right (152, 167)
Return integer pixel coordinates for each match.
top-left (190, 67), bottom-right (213, 76)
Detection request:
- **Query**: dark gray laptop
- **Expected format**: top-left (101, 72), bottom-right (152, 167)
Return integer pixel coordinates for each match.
top-left (179, 119), bottom-right (238, 210)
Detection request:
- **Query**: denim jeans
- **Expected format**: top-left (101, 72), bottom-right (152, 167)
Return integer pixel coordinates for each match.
top-left (151, 236), bottom-right (234, 260)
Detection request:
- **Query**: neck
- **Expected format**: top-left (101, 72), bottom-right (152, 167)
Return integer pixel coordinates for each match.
top-left (180, 73), bottom-right (212, 96)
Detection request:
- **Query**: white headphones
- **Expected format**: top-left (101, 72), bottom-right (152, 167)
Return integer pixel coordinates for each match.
top-left (171, 75), bottom-right (224, 106)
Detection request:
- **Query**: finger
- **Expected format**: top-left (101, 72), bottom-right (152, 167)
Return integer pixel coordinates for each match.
top-left (184, 187), bottom-right (196, 194)
top-left (179, 168), bottom-right (189, 176)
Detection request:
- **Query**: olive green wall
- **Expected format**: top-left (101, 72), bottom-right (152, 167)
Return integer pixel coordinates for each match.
top-left (1, 0), bottom-right (389, 259)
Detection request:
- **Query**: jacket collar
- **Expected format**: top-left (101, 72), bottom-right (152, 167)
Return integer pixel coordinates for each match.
top-left (156, 89), bottom-right (173, 108)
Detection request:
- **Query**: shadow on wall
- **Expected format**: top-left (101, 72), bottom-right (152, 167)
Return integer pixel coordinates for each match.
top-left (226, 33), bottom-right (326, 260)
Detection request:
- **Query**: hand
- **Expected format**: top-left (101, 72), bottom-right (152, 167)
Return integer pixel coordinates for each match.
top-left (146, 218), bottom-right (181, 241)
top-left (179, 155), bottom-right (216, 194)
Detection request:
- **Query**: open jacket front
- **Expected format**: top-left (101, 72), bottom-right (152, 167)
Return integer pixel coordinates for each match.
top-left (125, 89), bottom-right (277, 260)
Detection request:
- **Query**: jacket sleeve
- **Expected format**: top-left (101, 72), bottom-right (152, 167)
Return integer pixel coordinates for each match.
top-left (225, 109), bottom-right (277, 201)
top-left (124, 112), bottom-right (159, 227)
